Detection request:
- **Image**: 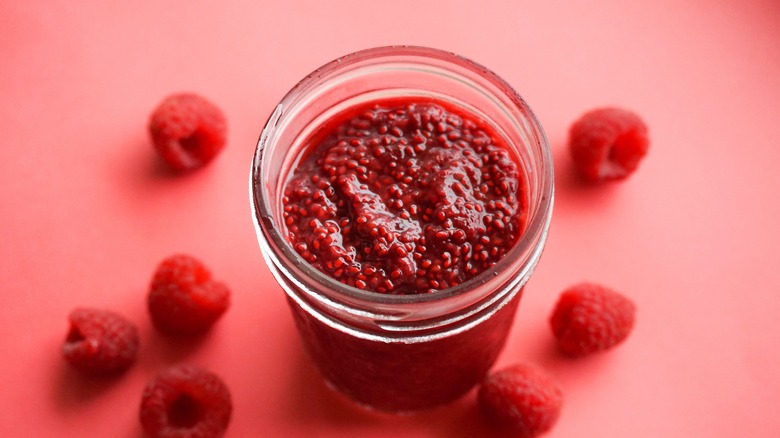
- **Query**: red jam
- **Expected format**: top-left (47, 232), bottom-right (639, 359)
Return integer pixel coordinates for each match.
top-left (287, 291), bottom-right (522, 411)
top-left (282, 97), bottom-right (528, 294)
top-left (273, 95), bottom-right (534, 411)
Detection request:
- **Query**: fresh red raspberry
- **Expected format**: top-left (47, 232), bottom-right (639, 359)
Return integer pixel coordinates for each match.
top-left (62, 308), bottom-right (140, 375)
top-left (550, 282), bottom-right (636, 356)
top-left (148, 254), bottom-right (230, 336)
top-left (478, 364), bottom-right (563, 437)
top-left (568, 107), bottom-right (649, 182)
top-left (148, 93), bottom-right (227, 171)
top-left (140, 365), bottom-right (232, 438)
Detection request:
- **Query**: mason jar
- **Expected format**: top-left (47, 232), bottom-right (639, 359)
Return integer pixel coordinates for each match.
top-left (250, 46), bottom-right (554, 412)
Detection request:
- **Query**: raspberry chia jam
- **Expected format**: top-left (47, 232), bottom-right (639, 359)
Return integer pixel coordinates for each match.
top-left (251, 46), bottom-right (553, 411)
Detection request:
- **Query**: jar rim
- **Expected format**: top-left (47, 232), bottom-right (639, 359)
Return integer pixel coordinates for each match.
top-left (251, 45), bottom-right (554, 308)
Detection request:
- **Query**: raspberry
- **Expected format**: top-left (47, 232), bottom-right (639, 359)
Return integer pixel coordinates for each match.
top-left (62, 308), bottom-right (139, 375)
top-left (148, 93), bottom-right (227, 171)
top-left (568, 107), bottom-right (649, 182)
top-left (549, 282), bottom-right (636, 356)
top-left (140, 365), bottom-right (232, 438)
top-left (148, 254), bottom-right (230, 336)
top-left (478, 364), bottom-right (563, 437)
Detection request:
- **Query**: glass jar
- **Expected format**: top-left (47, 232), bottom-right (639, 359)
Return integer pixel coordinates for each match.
top-left (250, 46), bottom-right (553, 412)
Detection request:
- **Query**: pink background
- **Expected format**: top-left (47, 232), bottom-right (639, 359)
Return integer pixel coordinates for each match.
top-left (2, 0), bottom-right (779, 436)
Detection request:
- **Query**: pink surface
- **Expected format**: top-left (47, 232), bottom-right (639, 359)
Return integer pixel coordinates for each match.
top-left (1, 0), bottom-right (779, 436)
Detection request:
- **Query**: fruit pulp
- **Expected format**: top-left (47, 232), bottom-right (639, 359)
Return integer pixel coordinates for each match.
top-left (277, 96), bottom-right (530, 411)
top-left (282, 97), bottom-right (528, 295)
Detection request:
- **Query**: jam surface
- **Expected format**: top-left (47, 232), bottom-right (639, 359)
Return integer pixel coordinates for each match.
top-left (282, 97), bottom-right (528, 294)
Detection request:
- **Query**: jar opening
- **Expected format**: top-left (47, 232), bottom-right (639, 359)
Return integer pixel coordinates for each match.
top-left (251, 46), bottom-right (553, 312)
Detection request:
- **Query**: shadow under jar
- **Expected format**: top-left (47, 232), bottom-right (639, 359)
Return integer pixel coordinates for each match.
top-left (250, 46), bottom-right (554, 412)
